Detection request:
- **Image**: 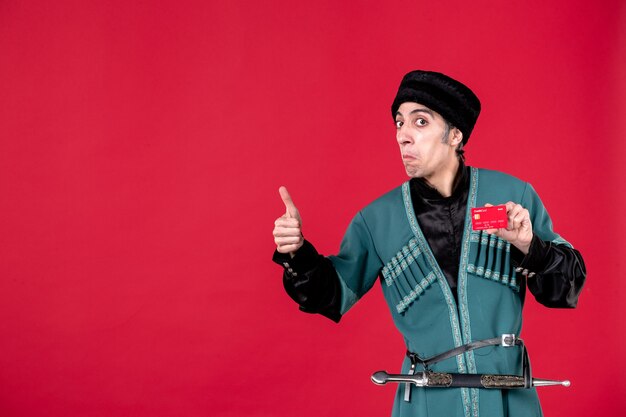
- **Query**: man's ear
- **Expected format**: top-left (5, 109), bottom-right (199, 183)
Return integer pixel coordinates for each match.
top-left (450, 128), bottom-right (463, 147)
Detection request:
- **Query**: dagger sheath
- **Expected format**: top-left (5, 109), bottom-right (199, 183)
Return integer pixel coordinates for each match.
top-left (371, 370), bottom-right (570, 389)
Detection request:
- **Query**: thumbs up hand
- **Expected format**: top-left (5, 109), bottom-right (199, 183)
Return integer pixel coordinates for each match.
top-left (273, 186), bottom-right (304, 255)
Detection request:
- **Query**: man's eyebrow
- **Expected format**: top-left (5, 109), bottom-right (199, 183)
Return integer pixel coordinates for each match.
top-left (409, 108), bottom-right (434, 117)
top-left (395, 108), bottom-right (434, 118)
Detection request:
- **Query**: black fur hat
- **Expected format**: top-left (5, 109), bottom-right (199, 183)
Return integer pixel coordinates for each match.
top-left (391, 70), bottom-right (481, 144)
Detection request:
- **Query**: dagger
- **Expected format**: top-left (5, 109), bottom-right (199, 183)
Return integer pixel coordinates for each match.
top-left (371, 370), bottom-right (570, 389)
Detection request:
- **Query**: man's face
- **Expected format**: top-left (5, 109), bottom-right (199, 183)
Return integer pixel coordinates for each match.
top-left (395, 102), bottom-right (459, 179)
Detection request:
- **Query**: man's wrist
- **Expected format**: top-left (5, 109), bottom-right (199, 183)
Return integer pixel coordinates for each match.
top-left (511, 234), bottom-right (549, 274)
top-left (272, 239), bottom-right (319, 271)
top-left (513, 238), bottom-right (532, 256)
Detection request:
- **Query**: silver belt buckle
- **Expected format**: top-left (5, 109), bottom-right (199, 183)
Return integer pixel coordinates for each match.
top-left (501, 334), bottom-right (516, 347)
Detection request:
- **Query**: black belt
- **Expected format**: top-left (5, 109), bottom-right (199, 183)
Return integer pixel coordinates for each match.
top-left (403, 334), bottom-right (531, 401)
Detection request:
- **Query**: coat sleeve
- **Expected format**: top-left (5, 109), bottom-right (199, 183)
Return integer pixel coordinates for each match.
top-left (328, 211), bottom-right (384, 315)
top-left (515, 183), bottom-right (587, 308)
top-left (273, 240), bottom-right (343, 322)
top-left (272, 211), bottom-right (384, 321)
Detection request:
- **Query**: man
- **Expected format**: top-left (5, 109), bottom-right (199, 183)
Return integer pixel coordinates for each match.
top-left (272, 70), bottom-right (586, 417)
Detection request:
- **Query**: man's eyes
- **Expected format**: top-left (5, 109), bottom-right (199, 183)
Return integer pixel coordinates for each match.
top-left (395, 118), bottom-right (428, 128)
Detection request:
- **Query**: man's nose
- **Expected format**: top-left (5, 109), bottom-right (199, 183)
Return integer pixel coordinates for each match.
top-left (396, 126), bottom-right (412, 145)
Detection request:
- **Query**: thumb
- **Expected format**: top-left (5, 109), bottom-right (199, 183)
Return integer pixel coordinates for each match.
top-left (279, 186), bottom-right (299, 218)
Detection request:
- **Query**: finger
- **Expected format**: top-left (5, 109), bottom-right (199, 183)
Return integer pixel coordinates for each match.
top-left (506, 203), bottom-right (523, 230)
top-left (507, 216), bottom-right (517, 231)
top-left (505, 202), bottom-right (520, 215)
top-left (275, 236), bottom-right (303, 246)
top-left (279, 186), bottom-right (298, 218)
top-left (511, 209), bottom-right (530, 230)
top-left (484, 203), bottom-right (493, 207)
top-left (521, 209), bottom-right (532, 230)
top-left (512, 204), bottom-right (529, 228)
top-left (504, 201), bottom-right (517, 226)
top-left (512, 208), bottom-right (525, 222)
top-left (273, 226), bottom-right (302, 237)
top-left (274, 217), bottom-right (301, 228)
top-left (276, 243), bottom-right (302, 254)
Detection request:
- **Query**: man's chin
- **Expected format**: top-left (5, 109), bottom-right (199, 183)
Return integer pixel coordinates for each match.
top-left (404, 167), bottom-right (423, 178)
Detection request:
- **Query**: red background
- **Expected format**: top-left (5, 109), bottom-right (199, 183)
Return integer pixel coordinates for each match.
top-left (1, 1), bottom-right (625, 416)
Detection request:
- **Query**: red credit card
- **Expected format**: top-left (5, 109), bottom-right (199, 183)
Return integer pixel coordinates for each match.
top-left (471, 205), bottom-right (508, 230)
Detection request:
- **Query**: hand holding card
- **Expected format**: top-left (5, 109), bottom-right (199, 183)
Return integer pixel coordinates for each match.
top-left (474, 202), bottom-right (534, 255)
top-left (471, 205), bottom-right (508, 230)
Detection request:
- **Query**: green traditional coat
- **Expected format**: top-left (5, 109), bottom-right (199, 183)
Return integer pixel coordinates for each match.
top-left (328, 167), bottom-right (571, 417)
